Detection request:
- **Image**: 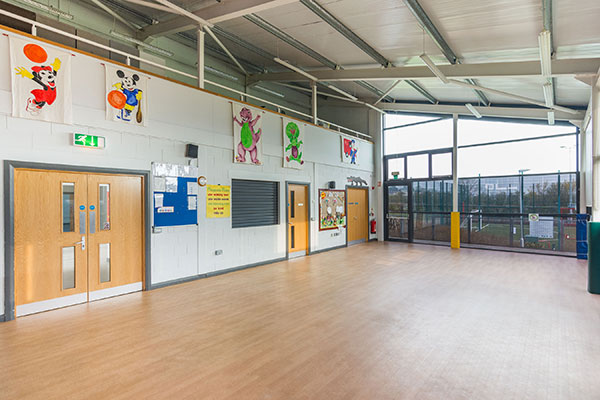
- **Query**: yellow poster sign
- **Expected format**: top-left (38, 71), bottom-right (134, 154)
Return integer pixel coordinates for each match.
top-left (206, 184), bottom-right (231, 218)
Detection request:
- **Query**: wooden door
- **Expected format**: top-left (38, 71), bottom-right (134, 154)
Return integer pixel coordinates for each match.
top-left (15, 170), bottom-right (89, 315)
top-left (288, 184), bottom-right (309, 256)
top-left (87, 174), bottom-right (144, 300)
top-left (347, 188), bottom-right (369, 244)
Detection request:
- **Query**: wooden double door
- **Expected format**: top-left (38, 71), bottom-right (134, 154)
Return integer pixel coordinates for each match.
top-left (347, 187), bottom-right (369, 245)
top-left (14, 169), bottom-right (144, 316)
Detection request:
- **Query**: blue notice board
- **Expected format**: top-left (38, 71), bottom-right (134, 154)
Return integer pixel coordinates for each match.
top-left (154, 177), bottom-right (198, 227)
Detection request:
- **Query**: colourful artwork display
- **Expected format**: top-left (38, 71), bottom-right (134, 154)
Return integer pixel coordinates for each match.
top-left (10, 36), bottom-right (72, 123)
top-left (105, 65), bottom-right (148, 125)
top-left (232, 103), bottom-right (264, 165)
top-left (341, 136), bottom-right (359, 165)
top-left (283, 118), bottom-right (304, 169)
top-left (319, 189), bottom-right (346, 231)
top-left (206, 185), bottom-right (231, 218)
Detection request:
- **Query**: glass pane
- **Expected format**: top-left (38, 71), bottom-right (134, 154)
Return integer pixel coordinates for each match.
top-left (384, 118), bottom-right (453, 155)
top-left (62, 246), bottom-right (75, 290)
top-left (458, 135), bottom-right (576, 177)
top-left (387, 185), bottom-right (409, 240)
top-left (62, 183), bottom-right (75, 233)
top-left (99, 243), bottom-right (111, 283)
top-left (458, 119), bottom-right (575, 146)
top-left (407, 154), bottom-right (429, 179)
top-left (387, 158), bottom-right (405, 180)
top-left (432, 153), bottom-right (452, 177)
top-left (99, 184), bottom-right (110, 231)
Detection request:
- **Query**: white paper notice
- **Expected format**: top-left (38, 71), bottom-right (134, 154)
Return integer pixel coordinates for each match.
top-left (165, 177), bottom-right (178, 193)
top-left (154, 193), bottom-right (164, 208)
top-left (154, 177), bottom-right (166, 192)
top-left (188, 196), bottom-right (197, 210)
top-left (187, 181), bottom-right (198, 195)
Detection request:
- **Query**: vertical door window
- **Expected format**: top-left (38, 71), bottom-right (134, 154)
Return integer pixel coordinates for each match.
top-left (290, 190), bottom-right (295, 218)
top-left (62, 183), bottom-right (75, 232)
top-left (62, 247), bottom-right (76, 289)
top-left (99, 243), bottom-right (111, 283)
top-left (99, 184), bottom-right (110, 231)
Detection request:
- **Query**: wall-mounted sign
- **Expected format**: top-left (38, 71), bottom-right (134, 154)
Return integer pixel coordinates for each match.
top-left (198, 176), bottom-right (207, 187)
top-left (207, 184), bottom-right (230, 218)
top-left (73, 133), bottom-right (105, 149)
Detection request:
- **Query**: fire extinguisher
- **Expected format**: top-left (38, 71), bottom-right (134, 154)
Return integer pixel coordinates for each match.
top-left (370, 208), bottom-right (376, 234)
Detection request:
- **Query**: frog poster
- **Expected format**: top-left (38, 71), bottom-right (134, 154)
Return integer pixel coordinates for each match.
top-left (10, 36), bottom-right (72, 123)
top-left (105, 64), bottom-right (148, 126)
top-left (232, 103), bottom-right (264, 165)
top-left (282, 118), bottom-right (304, 169)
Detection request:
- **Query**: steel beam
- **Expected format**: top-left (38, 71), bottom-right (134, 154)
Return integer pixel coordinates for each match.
top-left (403, 0), bottom-right (457, 64)
top-left (297, 0), bottom-right (436, 103)
top-left (248, 58), bottom-right (600, 83)
top-left (299, 0), bottom-right (390, 67)
top-left (138, 0), bottom-right (296, 39)
top-left (380, 102), bottom-right (584, 121)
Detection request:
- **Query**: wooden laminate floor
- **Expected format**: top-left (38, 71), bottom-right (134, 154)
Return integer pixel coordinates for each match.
top-left (1, 242), bottom-right (599, 400)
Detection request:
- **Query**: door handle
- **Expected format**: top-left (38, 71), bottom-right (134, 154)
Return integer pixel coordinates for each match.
top-left (74, 236), bottom-right (86, 251)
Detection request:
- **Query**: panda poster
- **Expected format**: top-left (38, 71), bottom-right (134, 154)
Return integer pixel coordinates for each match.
top-left (341, 136), bottom-right (359, 165)
top-left (105, 65), bottom-right (148, 126)
top-left (232, 103), bottom-right (264, 165)
top-left (282, 118), bottom-right (304, 169)
top-left (10, 36), bottom-right (72, 124)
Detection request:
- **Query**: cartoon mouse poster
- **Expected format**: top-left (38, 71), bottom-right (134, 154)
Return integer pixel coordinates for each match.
top-left (10, 36), bottom-right (72, 123)
top-left (105, 65), bottom-right (148, 125)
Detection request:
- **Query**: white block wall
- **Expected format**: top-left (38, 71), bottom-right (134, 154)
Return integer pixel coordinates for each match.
top-left (0, 30), bottom-right (376, 314)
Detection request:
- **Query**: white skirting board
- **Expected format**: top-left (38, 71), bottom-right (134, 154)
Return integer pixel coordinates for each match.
top-left (89, 282), bottom-right (143, 301)
top-left (15, 282), bottom-right (143, 316)
top-left (16, 293), bottom-right (88, 317)
top-left (288, 250), bottom-right (307, 259)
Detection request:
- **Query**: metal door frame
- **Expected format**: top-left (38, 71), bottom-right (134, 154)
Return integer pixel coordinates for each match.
top-left (285, 181), bottom-right (311, 259)
top-left (4, 160), bottom-right (151, 322)
top-left (384, 181), bottom-right (413, 242)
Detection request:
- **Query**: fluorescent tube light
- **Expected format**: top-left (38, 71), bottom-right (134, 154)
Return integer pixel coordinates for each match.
top-left (542, 82), bottom-right (554, 107)
top-left (255, 85), bottom-right (285, 98)
top-left (323, 84), bottom-right (358, 101)
top-left (274, 57), bottom-right (319, 81)
top-left (538, 30), bottom-right (552, 78)
top-left (465, 103), bottom-right (482, 118)
top-left (204, 66), bottom-right (239, 81)
top-left (21, 0), bottom-right (74, 19)
top-left (110, 30), bottom-right (174, 57)
top-left (420, 54), bottom-right (449, 84)
top-left (547, 111), bottom-right (555, 125)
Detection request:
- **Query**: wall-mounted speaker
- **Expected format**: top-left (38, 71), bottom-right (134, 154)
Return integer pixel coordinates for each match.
top-left (328, 181), bottom-right (336, 189)
top-left (185, 144), bottom-right (198, 158)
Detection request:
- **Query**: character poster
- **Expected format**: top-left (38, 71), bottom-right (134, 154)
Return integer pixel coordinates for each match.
top-left (232, 103), bottom-right (264, 165)
top-left (282, 118), bottom-right (304, 169)
top-left (319, 189), bottom-right (346, 231)
top-left (341, 136), bottom-right (359, 165)
top-left (105, 65), bottom-right (148, 125)
top-left (10, 36), bottom-right (72, 124)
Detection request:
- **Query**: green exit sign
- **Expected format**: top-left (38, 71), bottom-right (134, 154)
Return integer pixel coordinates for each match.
top-left (73, 133), bottom-right (105, 149)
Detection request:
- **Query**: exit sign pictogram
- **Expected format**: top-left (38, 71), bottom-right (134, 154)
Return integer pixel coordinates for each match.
top-left (73, 133), bottom-right (105, 149)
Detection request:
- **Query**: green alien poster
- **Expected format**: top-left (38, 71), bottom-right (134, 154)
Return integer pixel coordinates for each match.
top-left (282, 118), bottom-right (305, 169)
